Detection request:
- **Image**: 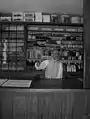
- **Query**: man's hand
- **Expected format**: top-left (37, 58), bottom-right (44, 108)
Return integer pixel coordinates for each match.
top-left (36, 61), bottom-right (41, 67)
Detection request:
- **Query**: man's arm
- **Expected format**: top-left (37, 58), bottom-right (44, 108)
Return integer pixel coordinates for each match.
top-left (35, 60), bottom-right (49, 70)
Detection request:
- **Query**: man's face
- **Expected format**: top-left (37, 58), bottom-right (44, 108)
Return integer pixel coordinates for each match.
top-left (52, 54), bottom-right (58, 60)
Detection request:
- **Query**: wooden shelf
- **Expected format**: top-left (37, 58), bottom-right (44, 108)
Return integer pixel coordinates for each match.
top-left (0, 21), bottom-right (83, 27)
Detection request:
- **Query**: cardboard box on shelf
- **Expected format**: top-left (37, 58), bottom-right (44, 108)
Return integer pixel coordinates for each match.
top-left (24, 11), bottom-right (35, 22)
top-left (51, 13), bottom-right (61, 24)
top-left (42, 13), bottom-right (50, 23)
top-left (0, 12), bottom-right (12, 22)
top-left (35, 12), bottom-right (42, 22)
top-left (12, 12), bottom-right (24, 21)
top-left (71, 15), bottom-right (81, 24)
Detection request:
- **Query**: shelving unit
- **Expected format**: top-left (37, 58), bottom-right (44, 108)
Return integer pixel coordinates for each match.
top-left (0, 23), bottom-right (25, 71)
top-left (0, 12), bottom-right (84, 80)
top-left (26, 23), bottom-right (83, 79)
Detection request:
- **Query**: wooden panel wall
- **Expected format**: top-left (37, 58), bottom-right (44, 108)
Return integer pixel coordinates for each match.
top-left (80, 0), bottom-right (90, 89)
top-left (0, 89), bottom-right (88, 119)
top-left (84, 0), bottom-right (90, 88)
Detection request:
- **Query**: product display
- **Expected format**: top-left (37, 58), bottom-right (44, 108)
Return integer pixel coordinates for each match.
top-left (24, 11), bottom-right (34, 22)
top-left (0, 12), bottom-right (83, 24)
top-left (27, 23), bottom-right (83, 78)
top-left (0, 12), bottom-right (84, 80)
top-left (42, 13), bottom-right (50, 23)
top-left (0, 12), bottom-right (12, 22)
top-left (12, 12), bottom-right (24, 21)
top-left (0, 24), bottom-right (25, 71)
top-left (71, 16), bottom-right (81, 24)
top-left (60, 14), bottom-right (71, 24)
top-left (51, 13), bottom-right (61, 24)
top-left (35, 12), bottom-right (42, 22)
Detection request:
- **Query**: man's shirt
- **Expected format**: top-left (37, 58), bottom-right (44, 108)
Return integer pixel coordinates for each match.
top-left (35, 59), bottom-right (63, 79)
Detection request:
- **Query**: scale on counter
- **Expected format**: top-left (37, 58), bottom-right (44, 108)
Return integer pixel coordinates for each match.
top-left (1, 80), bottom-right (32, 88)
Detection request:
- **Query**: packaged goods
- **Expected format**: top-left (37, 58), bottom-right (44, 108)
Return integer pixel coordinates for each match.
top-left (42, 13), bottom-right (50, 22)
top-left (51, 13), bottom-right (61, 24)
top-left (60, 14), bottom-right (71, 24)
top-left (12, 12), bottom-right (24, 21)
top-left (71, 15), bottom-right (81, 24)
top-left (24, 11), bottom-right (34, 22)
top-left (35, 12), bottom-right (42, 22)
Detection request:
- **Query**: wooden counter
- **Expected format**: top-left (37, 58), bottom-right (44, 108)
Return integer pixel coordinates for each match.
top-left (0, 88), bottom-right (89, 119)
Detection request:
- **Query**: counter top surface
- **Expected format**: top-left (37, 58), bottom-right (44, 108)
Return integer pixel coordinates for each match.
top-left (0, 87), bottom-right (85, 92)
top-left (0, 77), bottom-right (83, 90)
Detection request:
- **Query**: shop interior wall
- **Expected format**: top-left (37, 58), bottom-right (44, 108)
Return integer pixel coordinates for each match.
top-left (0, 0), bottom-right (83, 14)
top-left (84, 0), bottom-right (90, 89)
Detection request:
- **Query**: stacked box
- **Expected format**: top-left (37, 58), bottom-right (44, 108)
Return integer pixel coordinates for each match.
top-left (70, 15), bottom-right (81, 24)
top-left (35, 12), bottom-right (42, 22)
top-left (12, 12), bottom-right (24, 22)
top-left (42, 13), bottom-right (50, 23)
top-left (24, 11), bottom-right (34, 22)
top-left (60, 14), bottom-right (71, 24)
top-left (0, 12), bottom-right (12, 22)
top-left (51, 13), bottom-right (61, 24)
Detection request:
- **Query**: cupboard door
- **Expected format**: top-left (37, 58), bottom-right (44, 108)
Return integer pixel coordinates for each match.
top-left (13, 96), bottom-right (27, 119)
top-left (1, 93), bottom-right (13, 119)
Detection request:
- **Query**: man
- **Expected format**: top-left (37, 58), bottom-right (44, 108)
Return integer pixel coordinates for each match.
top-left (33, 53), bottom-right (83, 89)
top-left (35, 54), bottom-right (63, 79)
top-left (30, 53), bottom-right (63, 89)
